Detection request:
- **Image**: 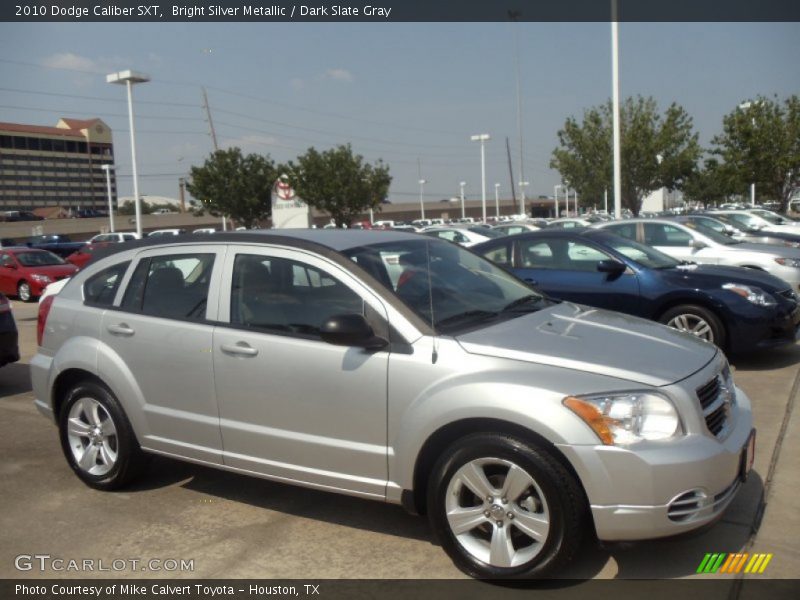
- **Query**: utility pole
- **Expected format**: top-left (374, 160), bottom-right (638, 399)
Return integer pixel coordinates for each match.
top-left (505, 137), bottom-right (516, 205)
top-left (202, 86), bottom-right (226, 230)
top-left (509, 10), bottom-right (526, 216)
top-left (179, 177), bottom-right (186, 213)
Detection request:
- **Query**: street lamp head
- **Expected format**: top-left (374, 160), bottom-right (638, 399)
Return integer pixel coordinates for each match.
top-left (418, 179), bottom-right (427, 185)
top-left (100, 164), bottom-right (114, 171)
top-left (495, 183), bottom-right (500, 188)
top-left (106, 70), bottom-right (151, 85)
top-left (459, 181), bottom-right (466, 186)
top-left (470, 134), bottom-right (491, 142)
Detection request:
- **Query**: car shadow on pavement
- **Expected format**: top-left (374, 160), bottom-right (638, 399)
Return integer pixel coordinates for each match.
top-left (732, 344), bottom-right (800, 371)
top-left (126, 455), bottom-right (763, 581)
top-left (127, 456), bottom-right (434, 543)
top-left (0, 363), bottom-right (32, 397)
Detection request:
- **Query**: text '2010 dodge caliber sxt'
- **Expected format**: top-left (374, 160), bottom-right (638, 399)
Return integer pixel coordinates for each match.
top-left (31, 230), bottom-right (755, 579)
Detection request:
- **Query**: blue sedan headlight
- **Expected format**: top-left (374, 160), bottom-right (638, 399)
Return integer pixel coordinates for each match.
top-left (722, 283), bottom-right (777, 307)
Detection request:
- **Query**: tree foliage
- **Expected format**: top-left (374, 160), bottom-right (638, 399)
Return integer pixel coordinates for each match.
top-left (286, 144), bottom-right (391, 227)
top-left (186, 148), bottom-right (280, 228)
top-left (682, 158), bottom-right (734, 207)
top-left (551, 96), bottom-right (701, 214)
top-left (711, 95), bottom-right (800, 211)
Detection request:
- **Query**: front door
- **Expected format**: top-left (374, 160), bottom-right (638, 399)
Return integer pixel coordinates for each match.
top-left (213, 246), bottom-right (390, 498)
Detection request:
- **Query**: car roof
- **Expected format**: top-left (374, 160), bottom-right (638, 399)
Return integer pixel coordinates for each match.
top-left (93, 229), bottom-right (424, 261)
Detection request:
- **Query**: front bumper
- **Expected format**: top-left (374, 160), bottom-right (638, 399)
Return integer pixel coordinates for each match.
top-left (557, 386), bottom-right (753, 541)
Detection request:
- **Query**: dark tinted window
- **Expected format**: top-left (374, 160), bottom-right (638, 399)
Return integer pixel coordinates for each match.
top-left (84, 261), bottom-right (130, 306)
top-left (122, 254), bottom-right (214, 320)
top-left (230, 254), bottom-right (363, 337)
top-left (643, 223), bottom-right (692, 247)
top-left (604, 223), bottom-right (637, 240)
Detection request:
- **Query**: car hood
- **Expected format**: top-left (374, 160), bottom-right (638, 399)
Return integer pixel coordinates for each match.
top-left (658, 263), bottom-right (789, 292)
top-left (455, 302), bottom-right (717, 387)
top-left (725, 241), bottom-right (800, 258)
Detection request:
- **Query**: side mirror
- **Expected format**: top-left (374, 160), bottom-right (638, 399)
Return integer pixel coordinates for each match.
top-left (689, 239), bottom-right (707, 249)
top-left (320, 314), bottom-right (388, 350)
top-left (597, 259), bottom-right (626, 275)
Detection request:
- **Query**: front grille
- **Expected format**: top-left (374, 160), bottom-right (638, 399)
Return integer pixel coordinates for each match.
top-left (667, 489), bottom-right (707, 522)
top-left (696, 376), bottom-right (721, 410)
top-left (696, 375), bottom-right (729, 437)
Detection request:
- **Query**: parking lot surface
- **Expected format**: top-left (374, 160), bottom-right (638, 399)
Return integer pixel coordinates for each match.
top-left (1, 299), bottom-right (798, 580)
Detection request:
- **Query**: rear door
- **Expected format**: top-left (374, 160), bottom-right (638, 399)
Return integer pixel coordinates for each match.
top-left (212, 246), bottom-right (391, 497)
top-left (100, 245), bottom-right (226, 464)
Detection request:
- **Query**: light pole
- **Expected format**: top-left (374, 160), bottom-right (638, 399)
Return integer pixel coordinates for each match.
top-left (519, 181), bottom-right (529, 216)
top-left (470, 134), bottom-right (490, 222)
top-left (459, 181), bottom-right (466, 219)
top-left (611, 4), bottom-right (623, 219)
top-left (106, 70), bottom-right (150, 238)
top-left (418, 179), bottom-right (427, 220)
top-left (101, 164), bottom-right (115, 232)
top-left (494, 183), bottom-right (501, 217)
top-left (738, 101), bottom-right (757, 206)
top-left (554, 184), bottom-right (562, 218)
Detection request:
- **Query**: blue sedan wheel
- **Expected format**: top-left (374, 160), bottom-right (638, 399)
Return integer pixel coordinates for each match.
top-left (659, 304), bottom-right (725, 349)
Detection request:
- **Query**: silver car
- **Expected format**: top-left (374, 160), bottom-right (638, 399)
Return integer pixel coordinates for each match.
top-left (31, 230), bottom-right (754, 579)
top-left (595, 218), bottom-right (800, 290)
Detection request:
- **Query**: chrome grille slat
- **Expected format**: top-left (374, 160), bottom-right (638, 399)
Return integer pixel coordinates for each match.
top-left (696, 374), bottom-right (728, 437)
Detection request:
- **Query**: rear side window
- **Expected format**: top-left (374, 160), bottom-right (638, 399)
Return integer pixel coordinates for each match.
top-left (84, 261), bottom-right (130, 306)
top-left (480, 243), bottom-right (511, 267)
top-left (122, 254), bottom-right (215, 320)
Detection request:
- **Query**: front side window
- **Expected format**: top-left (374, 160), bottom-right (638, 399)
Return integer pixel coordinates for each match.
top-left (122, 253), bottom-right (214, 320)
top-left (230, 254), bottom-right (363, 336)
top-left (15, 251), bottom-right (64, 266)
top-left (564, 241), bottom-right (611, 271)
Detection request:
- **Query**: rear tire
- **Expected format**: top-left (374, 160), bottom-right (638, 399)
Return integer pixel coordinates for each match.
top-left (427, 433), bottom-right (586, 579)
top-left (58, 381), bottom-right (148, 490)
top-left (659, 304), bottom-right (725, 349)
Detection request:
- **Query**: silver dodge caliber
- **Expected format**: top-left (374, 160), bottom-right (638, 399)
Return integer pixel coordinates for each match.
top-left (31, 230), bottom-right (755, 579)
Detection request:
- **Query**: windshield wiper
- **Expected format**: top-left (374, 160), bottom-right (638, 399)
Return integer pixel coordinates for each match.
top-left (501, 294), bottom-right (545, 313)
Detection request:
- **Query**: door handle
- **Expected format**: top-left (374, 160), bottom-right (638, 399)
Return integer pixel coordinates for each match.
top-left (107, 323), bottom-right (135, 336)
top-left (221, 342), bottom-right (259, 357)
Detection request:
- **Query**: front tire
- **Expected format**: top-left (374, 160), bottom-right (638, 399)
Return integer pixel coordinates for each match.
top-left (58, 381), bottom-right (148, 490)
top-left (659, 304), bottom-right (725, 349)
top-left (427, 433), bottom-right (586, 579)
top-left (18, 281), bottom-right (32, 302)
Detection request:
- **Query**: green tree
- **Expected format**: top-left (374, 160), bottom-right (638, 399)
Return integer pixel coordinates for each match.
top-left (286, 144), bottom-right (391, 227)
top-left (551, 96), bottom-right (701, 214)
top-left (682, 158), bottom-right (734, 208)
top-left (711, 95), bottom-right (800, 211)
top-left (186, 148), bottom-right (280, 228)
top-left (118, 200), bottom-right (153, 216)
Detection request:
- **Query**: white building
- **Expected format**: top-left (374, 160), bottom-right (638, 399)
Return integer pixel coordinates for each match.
top-left (641, 188), bottom-right (683, 213)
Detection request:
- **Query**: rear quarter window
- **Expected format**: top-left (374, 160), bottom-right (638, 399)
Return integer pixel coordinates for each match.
top-left (84, 261), bottom-right (130, 307)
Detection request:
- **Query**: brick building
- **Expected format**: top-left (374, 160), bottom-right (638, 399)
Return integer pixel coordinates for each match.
top-left (0, 118), bottom-right (115, 212)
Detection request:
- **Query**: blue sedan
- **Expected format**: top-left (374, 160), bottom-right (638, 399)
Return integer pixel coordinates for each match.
top-left (473, 228), bottom-right (800, 354)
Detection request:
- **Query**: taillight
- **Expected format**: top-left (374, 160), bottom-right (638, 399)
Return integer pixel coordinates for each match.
top-left (37, 295), bottom-right (55, 346)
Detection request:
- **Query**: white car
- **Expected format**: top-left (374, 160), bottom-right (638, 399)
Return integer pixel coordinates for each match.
top-left (147, 229), bottom-right (186, 237)
top-left (88, 232), bottom-right (140, 244)
top-left (492, 222), bottom-right (541, 236)
top-left (192, 228), bottom-right (217, 234)
top-left (421, 226), bottom-right (501, 247)
top-left (709, 210), bottom-right (800, 235)
top-left (548, 218), bottom-right (593, 229)
top-left (595, 218), bottom-right (800, 289)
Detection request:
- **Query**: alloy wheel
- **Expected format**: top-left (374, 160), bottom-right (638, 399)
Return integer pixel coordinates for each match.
top-left (66, 397), bottom-right (119, 476)
top-left (667, 313), bottom-right (714, 343)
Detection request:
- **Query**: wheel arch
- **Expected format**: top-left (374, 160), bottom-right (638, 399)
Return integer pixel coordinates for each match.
top-left (406, 418), bottom-right (591, 522)
top-left (52, 368), bottom-right (107, 421)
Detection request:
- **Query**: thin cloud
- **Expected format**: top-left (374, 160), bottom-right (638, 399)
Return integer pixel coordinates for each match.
top-left (324, 68), bottom-right (354, 82)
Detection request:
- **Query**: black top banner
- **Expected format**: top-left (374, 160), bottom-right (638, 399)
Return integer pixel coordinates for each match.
top-left (3, 0), bottom-right (800, 22)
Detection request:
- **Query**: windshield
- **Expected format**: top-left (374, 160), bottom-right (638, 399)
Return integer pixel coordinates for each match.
top-left (15, 251), bottom-right (65, 266)
top-left (720, 212), bottom-right (769, 232)
top-left (344, 239), bottom-right (545, 333)
top-left (599, 235), bottom-right (679, 269)
top-left (469, 226), bottom-right (504, 238)
top-left (682, 220), bottom-right (740, 245)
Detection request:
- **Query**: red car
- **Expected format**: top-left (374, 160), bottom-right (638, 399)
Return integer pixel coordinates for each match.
top-left (66, 242), bottom-right (111, 270)
top-left (0, 247), bottom-right (79, 302)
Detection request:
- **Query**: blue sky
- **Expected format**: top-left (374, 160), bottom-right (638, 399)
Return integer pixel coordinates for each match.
top-left (1, 21), bottom-right (798, 205)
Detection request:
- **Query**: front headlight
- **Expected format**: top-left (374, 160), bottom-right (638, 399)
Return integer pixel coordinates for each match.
top-left (564, 392), bottom-right (682, 446)
top-left (722, 283), bottom-right (777, 307)
top-left (775, 257), bottom-right (800, 268)
top-left (720, 363), bottom-right (737, 407)
top-left (30, 274), bottom-right (52, 284)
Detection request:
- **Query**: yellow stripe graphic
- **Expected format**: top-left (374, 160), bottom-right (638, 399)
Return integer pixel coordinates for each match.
top-left (744, 554), bottom-right (761, 573)
top-left (758, 554), bottom-right (773, 573)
